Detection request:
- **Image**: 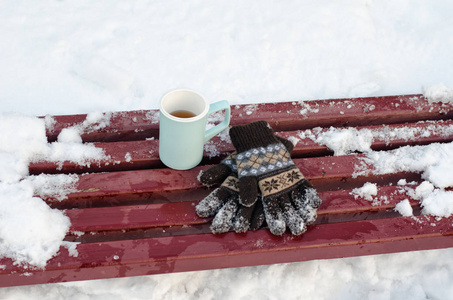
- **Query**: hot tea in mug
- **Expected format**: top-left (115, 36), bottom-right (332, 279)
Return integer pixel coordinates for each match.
top-left (170, 110), bottom-right (197, 118)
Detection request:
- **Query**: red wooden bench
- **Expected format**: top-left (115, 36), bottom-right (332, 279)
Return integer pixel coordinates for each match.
top-left (2, 94), bottom-right (453, 287)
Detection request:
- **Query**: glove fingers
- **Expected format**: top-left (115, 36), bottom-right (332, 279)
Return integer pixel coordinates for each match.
top-left (238, 176), bottom-right (259, 207)
top-left (279, 193), bottom-right (307, 235)
top-left (233, 201), bottom-right (255, 233)
top-left (291, 184), bottom-right (308, 210)
top-left (305, 184), bottom-right (322, 209)
top-left (196, 187), bottom-right (232, 218)
top-left (262, 197), bottom-right (286, 236)
top-left (250, 200), bottom-right (265, 230)
top-left (296, 179), bottom-right (321, 206)
top-left (303, 186), bottom-right (322, 225)
top-left (291, 183), bottom-right (321, 225)
top-left (292, 191), bottom-right (317, 225)
top-left (301, 206), bottom-right (318, 226)
top-left (210, 198), bottom-right (238, 234)
top-left (198, 164), bottom-right (232, 187)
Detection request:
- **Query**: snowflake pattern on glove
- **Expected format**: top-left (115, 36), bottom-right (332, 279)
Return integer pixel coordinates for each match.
top-left (221, 175), bottom-right (240, 192)
top-left (262, 178), bottom-right (281, 193)
top-left (259, 168), bottom-right (305, 197)
top-left (286, 169), bottom-right (302, 183)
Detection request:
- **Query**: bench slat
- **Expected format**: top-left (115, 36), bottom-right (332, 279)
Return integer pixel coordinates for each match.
top-left (45, 154), bottom-right (417, 209)
top-left (1, 215), bottom-right (452, 287)
top-left (44, 94), bottom-right (453, 143)
top-left (66, 185), bottom-right (415, 234)
top-left (31, 119), bottom-right (453, 175)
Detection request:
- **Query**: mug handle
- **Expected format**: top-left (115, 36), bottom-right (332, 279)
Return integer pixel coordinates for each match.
top-left (204, 100), bottom-right (231, 143)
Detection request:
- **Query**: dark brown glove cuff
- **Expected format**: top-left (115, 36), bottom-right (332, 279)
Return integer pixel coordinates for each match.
top-left (229, 121), bottom-right (279, 153)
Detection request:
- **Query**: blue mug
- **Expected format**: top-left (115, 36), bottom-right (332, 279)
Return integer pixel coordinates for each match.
top-left (159, 89), bottom-right (231, 170)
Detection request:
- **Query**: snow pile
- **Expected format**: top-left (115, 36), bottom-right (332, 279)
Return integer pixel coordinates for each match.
top-left (356, 142), bottom-right (453, 218)
top-left (301, 123), bottom-right (453, 219)
top-left (299, 121), bottom-right (453, 156)
top-left (0, 181), bottom-right (71, 268)
top-left (306, 127), bottom-right (374, 156)
top-left (48, 142), bottom-right (107, 169)
top-left (0, 114), bottom-right (49, 182)
top-left (0, 112), bottom-right (108, 268)
top-left (56, 111), bottom-right (112, 142)
top-left (424, 83), bottom-right (453, 104)
top-left (394, 199), bottom-right (413, 217)
top-left (364, 142), bottom-right (453, 189)
top-left (351, 182), bottom-right (377, 201)
top-left (408, 181), bottom-right (453, 218)
top-left (49, 112), bottom-right (111, 168)
top-left (27, 174), bottom-right (79, 202)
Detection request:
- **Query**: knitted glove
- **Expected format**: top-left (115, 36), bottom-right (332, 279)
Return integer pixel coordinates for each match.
top-left (230, 121), bottom-right (322, 235)
top-left (196, 136), bottom-right (294, 234)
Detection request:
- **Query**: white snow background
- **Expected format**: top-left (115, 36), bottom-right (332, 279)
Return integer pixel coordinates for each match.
top-left (1, 0), bottom-right (453, 299)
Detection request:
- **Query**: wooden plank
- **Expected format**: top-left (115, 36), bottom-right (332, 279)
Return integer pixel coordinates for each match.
top-left (65, 224), bottom-right (213, 244)
top-left (44, 154), bottom-right (419, 209)
top-left (31, 119), bottom-right (453, 175)
top-left (1, 215), bottom-right (452, 287)
top-left (65, 185), bottom-right (416, 234)
top-left (67, 201), bottom-right (206, 232)
top-left (30, 139), bottom-right (161, 175)
top-left (44, 94), bottom-right (453, 143)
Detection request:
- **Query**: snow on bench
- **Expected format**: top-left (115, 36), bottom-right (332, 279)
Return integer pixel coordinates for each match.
top-left (2, 94), bottom-right (453, 287)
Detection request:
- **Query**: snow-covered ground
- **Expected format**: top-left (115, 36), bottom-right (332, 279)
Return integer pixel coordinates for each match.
top-left (1, 1), bottom-right (453, 299)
